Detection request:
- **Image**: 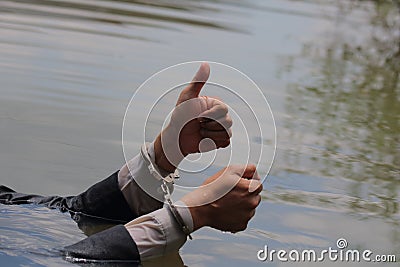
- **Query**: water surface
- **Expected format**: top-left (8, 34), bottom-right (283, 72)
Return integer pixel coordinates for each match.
top-left (0, 0), bottom-right (399, 266)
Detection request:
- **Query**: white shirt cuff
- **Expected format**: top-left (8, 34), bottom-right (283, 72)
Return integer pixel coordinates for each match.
top-left (118, 142), bottom-right (167, 216)
top-left (119, 143), bottom-right (194, 259)
top-left (125, 203), bottom-right (193, 261)
top-left (174, 200), bottom-right (194, 233)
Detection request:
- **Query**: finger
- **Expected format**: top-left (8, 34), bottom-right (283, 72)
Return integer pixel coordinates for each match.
top-left (176, 62), bottom-right (210, 105)
top-left (200, 116), bottom-right (232, 131)
top-left (249, 180), bottom-right (263, 194)
top-left (248, 195), bottom-right (262, 210)
top-left (200, 128), bottom-right (232, 140)
top-left (248, 209), bottom-right (256, 219)
top-left (255, 194), bottom-right (262, 206)
top-left (198, 100), bottom-right (228, 121)
top-left (213, 139), bottom-right (230, 149)
top-left (241, 164), bottom-right (258, 180)
top-left (240, 176), bottom-right (262, 193)
top-left (237, 178), bottom-right (252, 192)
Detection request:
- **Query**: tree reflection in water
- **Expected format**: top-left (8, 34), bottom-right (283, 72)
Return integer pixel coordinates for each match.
top-left (278, 0), bottom-right (399, 243)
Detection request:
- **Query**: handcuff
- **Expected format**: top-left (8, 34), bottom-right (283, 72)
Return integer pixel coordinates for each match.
top-left (140, 143), bottom-right (193, 240)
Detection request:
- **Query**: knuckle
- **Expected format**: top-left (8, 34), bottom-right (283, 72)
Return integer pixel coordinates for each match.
top-left (228, 164), bottom-right (244, 175)
top-left (225, 116), bottom-right (233, 128)
top-left (221, 140), bottom-right (230, 148)
top-left (249, 163), bottom-right (257, 169)
top-left (250, 209), bottom-right (256, 219)
top-left (247, 198), bottom-right (258, 209)
top-left (238, 179), bottom-right (250, 190)
top-left (252, 183), bottom-right (263, 195)
top-left (227, 128), bottom-right (232, 138)
top-left (239, 222), bottom-right (248, 231)
top-left (257, 195), bottom-right (262, 204)
top-left (222, 104), bottom-right (228, 114)
top-left (255, 196), bottom-right (262, 207)
top-left (259, 183), bottom-right (264, 191)
top-left (251, 199), bottom-right (259, 209)
top-left (215, 104), bottom-right (224, 112)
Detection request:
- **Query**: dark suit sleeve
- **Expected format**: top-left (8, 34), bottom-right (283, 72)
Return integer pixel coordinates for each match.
top-left (62, 224), bottom-right (141, 263)
top-left (0, 171), bottom-right (137, 223)
top-left (63, 171), bottom-right (137, 223)
top-left (0, 171), bottom-right (150, 262)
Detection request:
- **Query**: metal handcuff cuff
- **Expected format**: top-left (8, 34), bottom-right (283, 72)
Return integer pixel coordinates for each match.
top-left (140, 143), bottom-right (193, 240)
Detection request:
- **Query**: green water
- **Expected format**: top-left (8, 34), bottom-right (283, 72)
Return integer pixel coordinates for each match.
top-left (0, 0), bottom-right (399, 266)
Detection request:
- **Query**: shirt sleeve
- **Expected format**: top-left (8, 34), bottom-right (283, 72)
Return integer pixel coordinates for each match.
top-left (118, 142), bottom-right (167, 216)
top-left (62, 202), bottom-right (194, 262)
top-left (118, 143), bottom-right (194, 260)
top-left (125, 202), bottom-right (193, 261)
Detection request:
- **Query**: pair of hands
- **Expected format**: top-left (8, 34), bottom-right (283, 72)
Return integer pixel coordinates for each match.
top-left (153, 62), bottom-right (262, 233)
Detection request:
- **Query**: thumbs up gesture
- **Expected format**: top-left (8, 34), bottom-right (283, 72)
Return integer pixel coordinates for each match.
top-left (154, 62), bottom-right (232, 172)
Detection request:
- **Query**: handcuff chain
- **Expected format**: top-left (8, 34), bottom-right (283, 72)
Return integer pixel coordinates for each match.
top-left (161, 179), bottom-right (193, 240)
top-left (140, 142), bottom-right (192, 240)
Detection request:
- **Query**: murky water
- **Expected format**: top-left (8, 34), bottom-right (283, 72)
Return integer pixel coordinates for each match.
top-left (0, 0), bottom-right (399, 266)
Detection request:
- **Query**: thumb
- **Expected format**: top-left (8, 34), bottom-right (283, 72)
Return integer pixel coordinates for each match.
top-left (176, 62), bottom-right (210, 105)
top-left (242, 164), bottom-right (259, 180)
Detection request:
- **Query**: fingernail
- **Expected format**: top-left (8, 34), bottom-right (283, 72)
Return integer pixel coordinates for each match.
top-left (248, 180), bottom-right (260, 193)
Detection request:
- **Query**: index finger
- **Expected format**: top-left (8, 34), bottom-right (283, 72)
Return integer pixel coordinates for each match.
top-left (198, 98), bottom-right (228, 120)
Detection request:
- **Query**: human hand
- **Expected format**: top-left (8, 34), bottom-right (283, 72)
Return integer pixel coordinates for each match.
top-left (181, 164), bottom-right (262, 232)
top-left (154, 62), bottom-right (232, 172)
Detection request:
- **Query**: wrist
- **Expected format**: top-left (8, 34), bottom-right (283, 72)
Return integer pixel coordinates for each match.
top-left (154, 134), bottom-right (176, 173)
top-left (181, 194), bottom-right (210, 231)
top-left (154, 127), bottom-right (185, 173)
top-left (187, 205), bottom-right (208, 231)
